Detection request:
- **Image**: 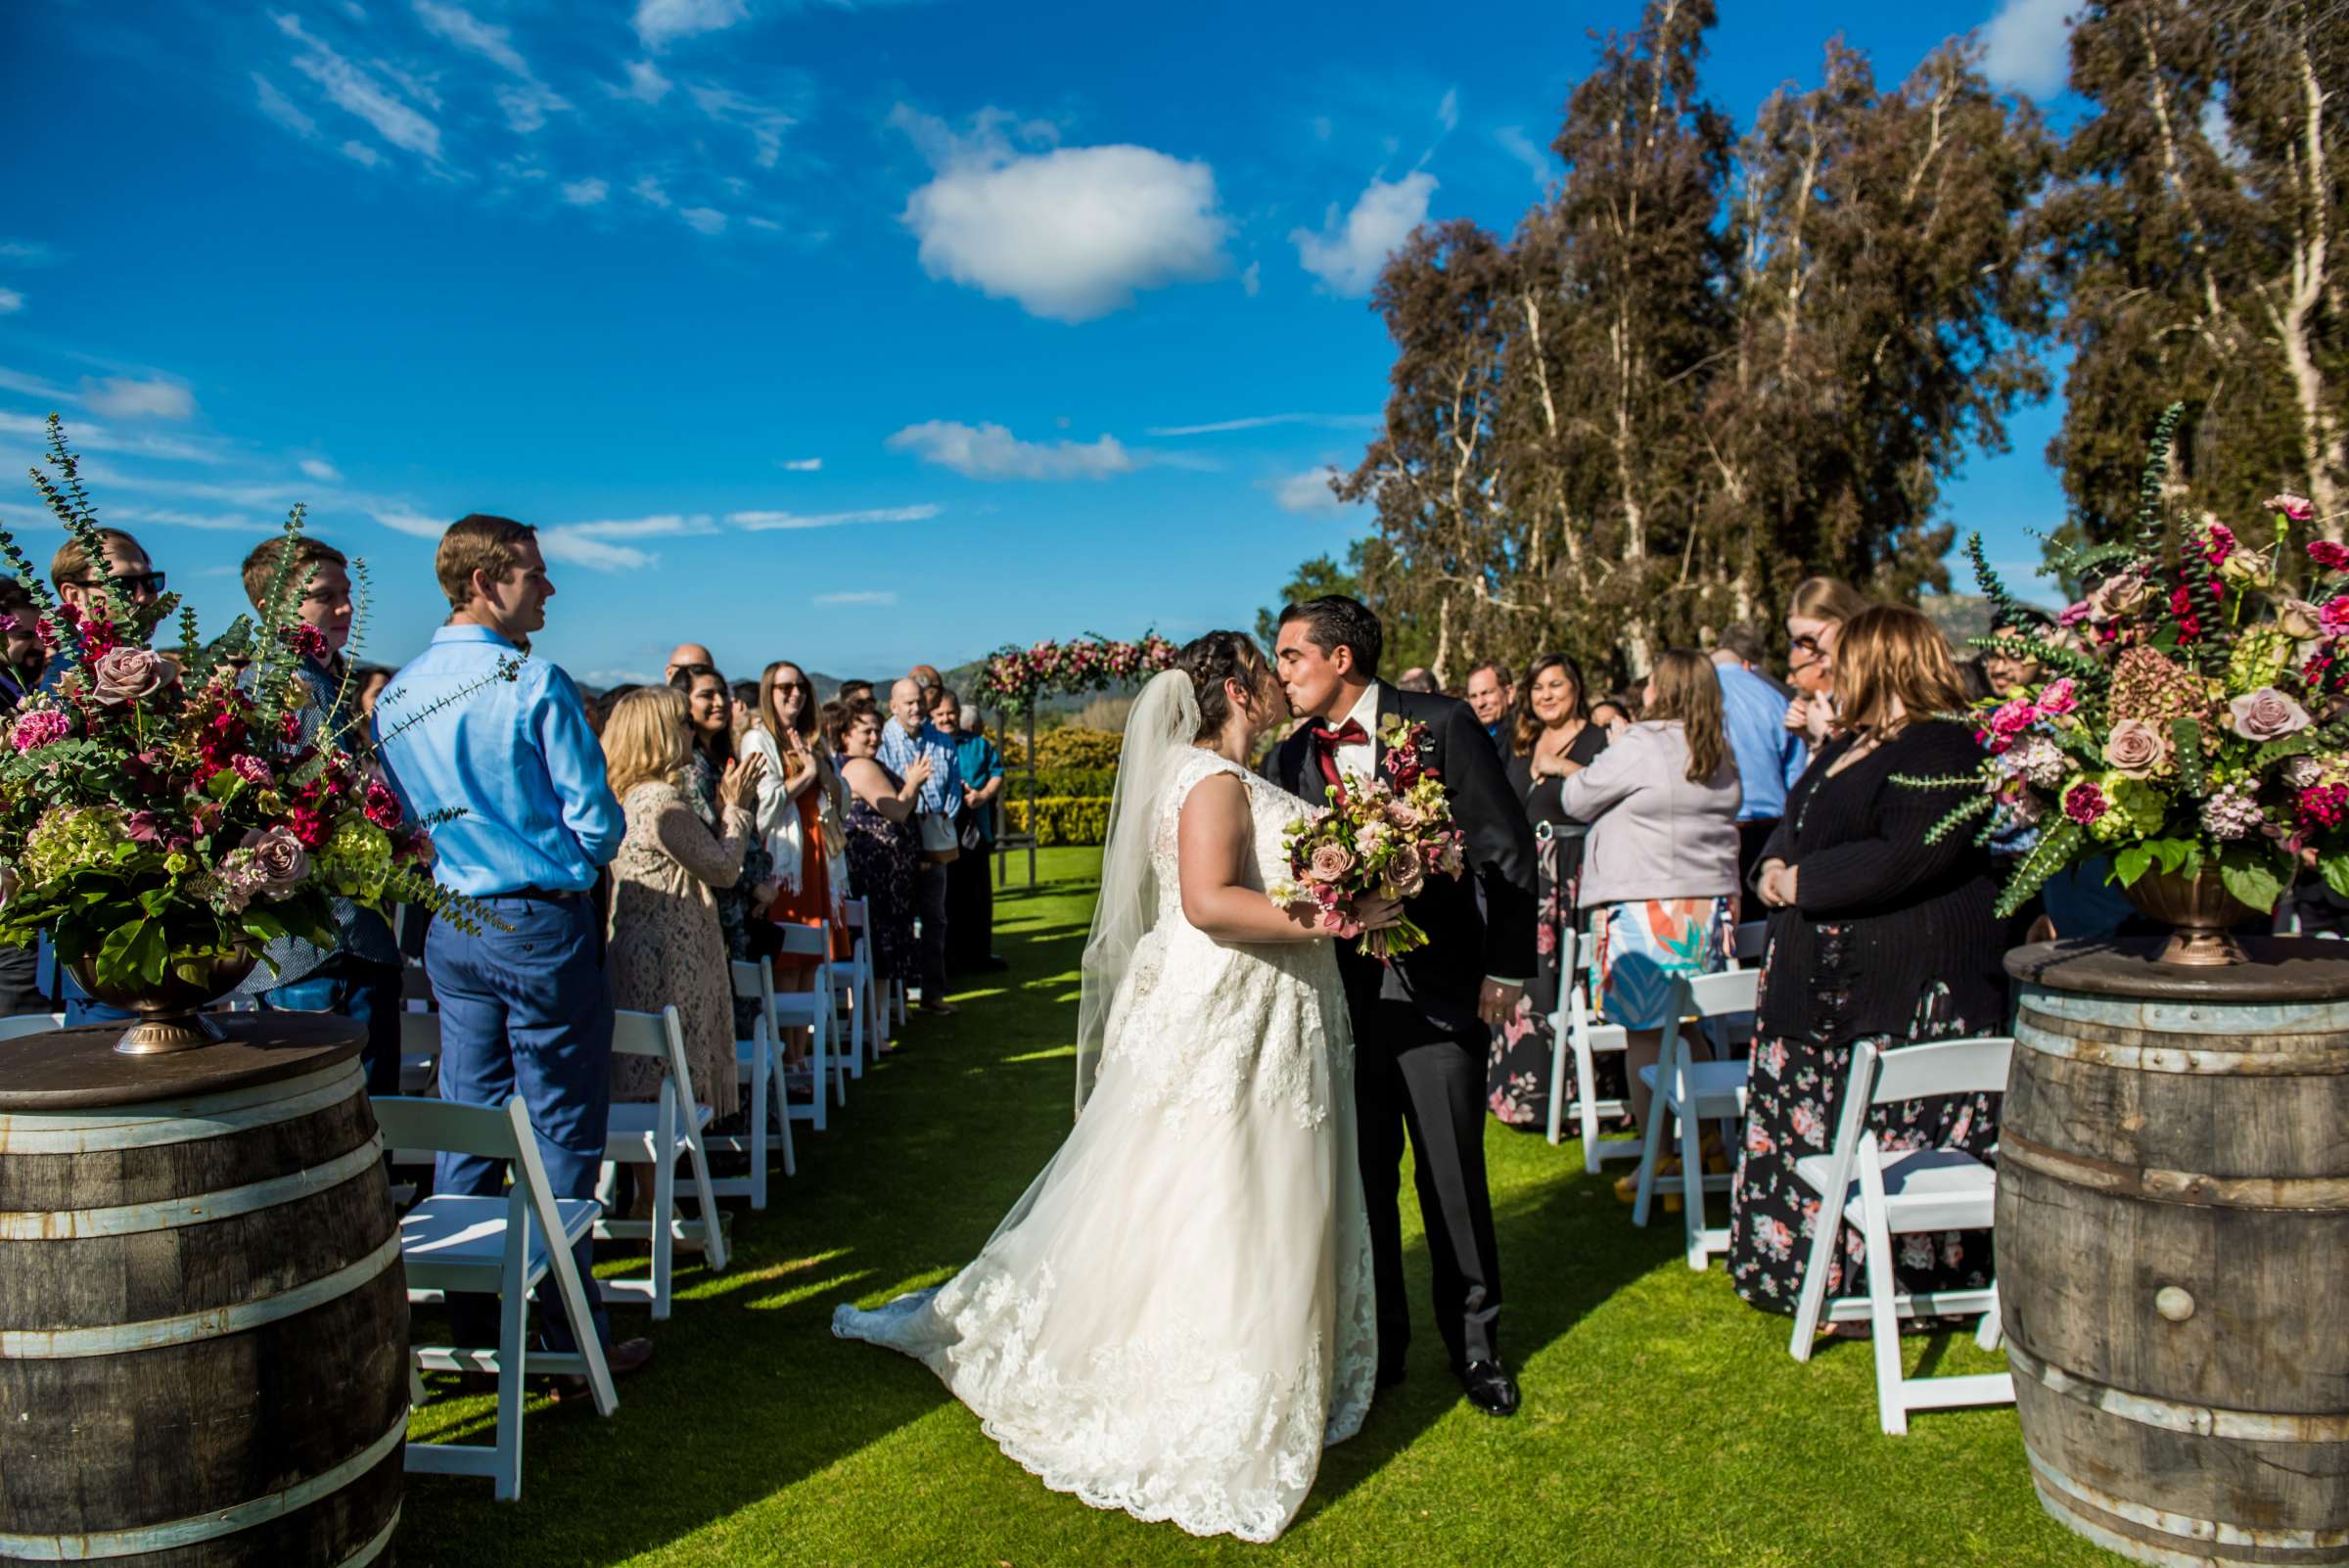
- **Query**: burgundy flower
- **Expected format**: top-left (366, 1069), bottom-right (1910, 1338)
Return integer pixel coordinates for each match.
top-left (287, 805), bottom-right (331, 851)
top-left (2063, 780), bottom-right (2107, 826)
top-left (2308, 539), bottom-right (2349, 570)
top-left (364, 780), bottom-right (402, 830)
top-left (2298, 784), bottom-right (2349, 830)
top-left (123, 809), bottom-right (167, 845)
top-left (2272, 493), bottom-right (2319, 524)
top-left (230, 753), bottom-right (272, 786)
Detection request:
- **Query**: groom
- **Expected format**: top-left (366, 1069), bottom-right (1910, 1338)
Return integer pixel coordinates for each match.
top-left (1269, 596), bottom-right (1537, 1417)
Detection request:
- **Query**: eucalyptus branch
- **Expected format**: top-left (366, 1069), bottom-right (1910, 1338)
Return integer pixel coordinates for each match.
top-left (1963, 531), bottom-right (2027, 632)
top-left (1971, 631), bottom-right (2103, 682)
top-left (2133, 402), bottom-right (2186, 561)
top-left (1998, 819), bottom-right (2086, 919)
top-left (365, 659), bottom-right (525, 755)
top-left (1923, 791), bottom-right (1997, 845)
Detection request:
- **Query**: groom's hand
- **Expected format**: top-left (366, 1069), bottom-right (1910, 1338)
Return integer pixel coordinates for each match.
top-left (1477, 978), bottom-right (1523, 1027)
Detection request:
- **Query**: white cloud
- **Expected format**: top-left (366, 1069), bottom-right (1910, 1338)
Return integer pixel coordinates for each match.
top-left (560, 176), bottom-right (609, 206)
top-left (0, 290), bottom-right (20, 316)
top-left (299, 457), bottom-right (343, 483)
top-left (1496, 125), bottom-right (1549, 188)
top-left (560, 513), bottom-right (716, 539)
top-left (1436, 87), bottom-right (1459, 133)
top-left (536, 530), bottom-right (651, 571)
top-left (887, 420), bottom-right (1137, 481)
top-left (814, 590), bottom-right (898, 606)
top-left (1291, 171), bottom-right (1436, 297)
top-left (368, 507), bottom-right (448, 537)
top-left (253, 73), bottom-right (319, 139)
top-left (777, 457), bottom-right (822, 472)
top-left (496, 82), bottom-right (569, 135)
top-left (891, 105), bottom-right (1230, 324)
top-left (1982, 0), bottom-right (2076, 100)
top-left (1270, 467), bottom-right (1351, 515)
top-left (110, 506), bottom-right (279, 533)
top-left (1148, 413), bottom-right (1379, 438)
top-left (616, 59), bottom-right (671, 104)
top-left (631, 174), bottom-right (672, 208)
top-left (727, 504), bottom-right (944, 530)
top-left (81, 376), bottom-right (197, 420)
top-left (690, 83), bottom-right (795, 168)
top-left (745, 214), bottom-right (781, 232)
top-left (0, 242), bottom-right (62, 267)
top-left (633, 0), bottom-right (746, 50)
top-left (0, 368), bottom-right (67, 400)
top-left (412, 0), bottom-right (529, 76)
top-left (275, 12), bottom-right (441, 160)
top-left (341, 140), bottom-right (383, 167)
top-left (680, 206), bottom-right (727, 235)
top-left (1240, 261), bottom-right (1261, 298)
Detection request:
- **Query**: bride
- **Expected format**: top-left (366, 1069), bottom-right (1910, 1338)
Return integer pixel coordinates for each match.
top-left (833, 630), bottom-right (1387, 1543)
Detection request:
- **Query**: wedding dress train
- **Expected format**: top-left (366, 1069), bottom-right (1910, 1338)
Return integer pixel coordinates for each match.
top-left (833, 747), bottom-right (1376, 1543)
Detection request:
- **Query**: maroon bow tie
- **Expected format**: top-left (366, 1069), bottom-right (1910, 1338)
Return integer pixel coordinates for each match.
top-left (1311, 718), bottom-right (1367, 805)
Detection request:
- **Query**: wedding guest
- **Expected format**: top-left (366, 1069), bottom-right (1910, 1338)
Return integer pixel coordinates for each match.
top-left (374, 514), bottom-right (647, 1381)
top-left (833, 701), bottom-right (930, 1009)
top-left (1983, 607), bottom-right (2053, 697)
top-left (908, 663), bottom-right (943, 692)
top-left (0, 576), bottom-right (46, 715)
top-left (1732, 605), bottom-right (2003, 1324)
top-left (881, 676), bottom-right (963, 1016)
top-left (1710, 624), bottom-right (1792, 699)
top-left (237, 535), bottom-right (406, 1095)
top-left (938, 692), bottom-right (1006, 973)
top-left (1465, 660), bottom-right (1514, 748)
top-left (1590, 693), bottom-right (1637, 738)
top-left (1562, 649), bottom-right (1742, 1184)
top-left (839, 679), bottom-right (875, 707)
top-left (669, 661), bottom-right (780, 1038)
top-left (44, 529), bottom-right (162, 698)
top-left (730, 678), bottom-right (761, 739)
top-left (665, 642), bottom-right (715, 684)
top-left (749, 662), bottom-right (847, 1069)
top-left (602, 686), bottom-right (762, 1128)
top-left (1485, 654), bottom-right (1610, 1130)
top-left (1396, 667), bottom-right (1439, 694)
top-left (1783, 576), bottom-right (1869, 748)
top-left (1712, 632), bottom-right (1809, 885)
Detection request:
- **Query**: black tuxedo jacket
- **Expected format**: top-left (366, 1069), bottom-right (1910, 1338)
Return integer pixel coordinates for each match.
top-left (1268, 683), bottom-right (1538, 1036)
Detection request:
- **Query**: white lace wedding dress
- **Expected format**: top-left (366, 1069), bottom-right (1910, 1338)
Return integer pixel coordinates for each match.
top-left (832, 747), bottom-right (1376, 1543)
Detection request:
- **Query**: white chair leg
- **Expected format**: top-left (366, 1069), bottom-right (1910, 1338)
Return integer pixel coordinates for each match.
top-left (651, 1104), bottom-right (677, 1322)
top-left (1630, 1023), bottom-right (1678, 1227)
top-left (1788, 1183), bottom-right (1846, 1362)
top-left (748, 1032), bottom-right (769, 1213)
top-left (1974, 1292), bottom-right (2004, 1353)
top-left (770, 1043), bottom-right (797, 1177)
top-left (1857, 1137), bottom-right (1909, 1435)
top-left (494, 1216), bottom-right (530, 1501)
top-left (684, 1121), bottom-right (726, 1274)
top-left (809, 1018), bottom-right (829, 1133)
top-left (1544, 1023), bottom-right (1569, 1146)
top-left (1676, 1057), bottom-right (1710, 1270)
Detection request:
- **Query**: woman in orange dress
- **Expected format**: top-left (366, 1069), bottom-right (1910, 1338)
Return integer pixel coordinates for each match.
top-left (757, 661), bottom-right (852, 960)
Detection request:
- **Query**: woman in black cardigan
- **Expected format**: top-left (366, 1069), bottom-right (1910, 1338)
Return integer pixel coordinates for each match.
top-left (1729, 605), bottom-right (2005, 1322)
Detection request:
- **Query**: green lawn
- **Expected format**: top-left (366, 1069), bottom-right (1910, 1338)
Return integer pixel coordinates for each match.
top-left (399, 847), bottom-right (2105, 1568)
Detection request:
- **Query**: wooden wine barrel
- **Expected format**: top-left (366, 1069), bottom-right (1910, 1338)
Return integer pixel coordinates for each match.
top-left (0, 1016), bottom-right (408, 1567)
top-left (2001, 939), bottom-right (2349, 1568)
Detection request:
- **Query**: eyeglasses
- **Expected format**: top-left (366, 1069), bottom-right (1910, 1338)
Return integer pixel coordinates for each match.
top-left (772, 680), bottom-right (804, 693)
top-left (69, 571), bottom-right (165, 596)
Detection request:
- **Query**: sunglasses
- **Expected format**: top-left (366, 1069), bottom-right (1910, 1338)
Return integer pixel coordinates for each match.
top-left (772, 680), bottom-right (804, 693)
top-left (71, 571), bottom-right (166, 596)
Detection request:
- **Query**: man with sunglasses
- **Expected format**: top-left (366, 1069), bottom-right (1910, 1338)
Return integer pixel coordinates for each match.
top-left (38, 529), bottom-right (165, 698)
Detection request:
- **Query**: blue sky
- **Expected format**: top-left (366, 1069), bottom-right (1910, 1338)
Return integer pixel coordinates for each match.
top-left (0, 0), bottom-right (2076, 687)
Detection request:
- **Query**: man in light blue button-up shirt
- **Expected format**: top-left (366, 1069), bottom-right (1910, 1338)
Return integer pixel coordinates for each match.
top-left (881, 675), bottom-right (963, 1013)
top-left (373, 515), bottom-right (643, 1379)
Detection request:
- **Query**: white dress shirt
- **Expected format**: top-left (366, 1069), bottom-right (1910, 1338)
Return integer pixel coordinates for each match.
top-left (1330, 681), bottom-right (1381, 796)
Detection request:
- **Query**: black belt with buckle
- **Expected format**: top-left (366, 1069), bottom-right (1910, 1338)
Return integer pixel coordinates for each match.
top-left (489, 886), bottom-right (585, 902)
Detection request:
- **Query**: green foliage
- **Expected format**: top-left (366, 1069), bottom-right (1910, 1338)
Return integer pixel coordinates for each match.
top-left (2111, 836), bottom-right (2201, 889)
top-left (1032, 726), bottom-right (1125, 771)
top-left (1998, 820), bottom-right (2085, 918)
top-left (1002, 796), bottom-right (1113, 847)
top-left (2216, 845), bottom-right (2288, 912)
top-left (2322, 852), bottom-right (2349, 901)
top-left (1922, 792), bottom-right (1996, 845)
top-left (1033, 765), bottom-right (1119, 798)
top-left (2170, 718), bottom-right (2205, 797)
top-left (1962, 532), bottom-right (2031, 639)
top-left (2132, 403), bottom-right (2186, 561)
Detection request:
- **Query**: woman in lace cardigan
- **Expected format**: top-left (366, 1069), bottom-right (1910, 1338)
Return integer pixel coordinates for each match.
top-left (602, 686), bottom-right (765, 1120)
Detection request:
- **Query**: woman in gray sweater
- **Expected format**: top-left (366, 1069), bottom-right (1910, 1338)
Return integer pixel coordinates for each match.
top-left (1561, 649), bottom-right (1743, 1150)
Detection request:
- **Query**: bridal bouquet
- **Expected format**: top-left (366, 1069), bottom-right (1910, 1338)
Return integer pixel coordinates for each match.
top-left (1268, 715), bottom-right (1467, 959)
top-left (1923, 407), bottom-right (2349, 922)
top-left (0, 418), bottom-right (498, 998)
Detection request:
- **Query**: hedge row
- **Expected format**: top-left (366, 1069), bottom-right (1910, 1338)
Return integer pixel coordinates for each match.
top-left (1029, 765), bottom-right (1119, 797)
top-left (1002, 796), bottom-right (1114, 847)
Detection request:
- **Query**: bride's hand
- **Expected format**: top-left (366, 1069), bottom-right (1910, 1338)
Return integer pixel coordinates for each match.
top-left (1354, 894), bottom-right (1405, 932)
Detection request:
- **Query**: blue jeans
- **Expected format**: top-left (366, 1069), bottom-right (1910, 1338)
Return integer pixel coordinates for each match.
top-left (255, 955), bottom-right (404, 1096)
top-left (426, 894), bottom-right (614, 1352)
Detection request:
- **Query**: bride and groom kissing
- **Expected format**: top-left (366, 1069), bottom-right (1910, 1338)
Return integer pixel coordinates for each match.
top-left (835, 595), bottom-right (1539, 1543)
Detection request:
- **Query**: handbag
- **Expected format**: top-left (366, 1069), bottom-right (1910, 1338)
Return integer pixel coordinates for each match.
top-left (918, 810), bottom-right (960, 864)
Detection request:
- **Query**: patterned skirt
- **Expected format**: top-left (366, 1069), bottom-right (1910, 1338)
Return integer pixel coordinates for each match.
top-left (1726, 974), bottom-right (2001, 1315)
top-left (1588, 895), bottom-right (1738, 1032)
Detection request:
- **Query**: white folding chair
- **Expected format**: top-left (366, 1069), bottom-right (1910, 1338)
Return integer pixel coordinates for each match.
top-left (373, 1093), bottom-right (616, 1500)
top-left (595, 1005), bottom-right (729, 1320)
top-left (715, 958), bottom-right (798, 1209)
top-left (1729, 919), bottom-right (1769, 969)
top-left (1788, 1036), bottom-right (2014, 1434)
top-left (765, 925), bottom-right (839, 1129)
top-left (1632, 968), bottom-right (1759, 1269)
top-left (1543, 930), bottom-right (1641, 1172)
top-left (831, 899), bottom-right (878, 1075)
top-left (0, 1011), bottom-right (66, 1042)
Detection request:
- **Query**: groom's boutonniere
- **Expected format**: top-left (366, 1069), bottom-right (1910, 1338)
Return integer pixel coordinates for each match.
top-left (1379, 715), bottom-right (1438, 788)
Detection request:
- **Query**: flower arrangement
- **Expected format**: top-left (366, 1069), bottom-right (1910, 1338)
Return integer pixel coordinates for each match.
top-left (1923, 406), bottom-right (2349, 922)
top-left (1267, 716), bottom-right (1467, 959)
top-left (0, 418), bottom-right (499, 1007)
top-left (980, 634), bottom-right (1179, 711)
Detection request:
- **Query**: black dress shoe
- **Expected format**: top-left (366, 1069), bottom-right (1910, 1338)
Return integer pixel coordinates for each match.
top-left (1458, 1360), bottom-right (1520, 1417)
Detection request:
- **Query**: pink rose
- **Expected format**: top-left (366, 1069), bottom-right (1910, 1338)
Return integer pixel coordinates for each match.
top-left (2101, 717), bottom-right (2173, 777)
top-left (89, 646), bottom-right (180, 708)
top-left (2279, 598), bottom-right (2326, 639)
top-left (2271, 493), bottom-right (2319, 524)
top-left (1384, 799), bottom-right (1423, 831)
top-left (9, 708), bottom-right (69, 752)
top-left (2038, 677), bottom-right (2080, 717)
top-left (1988, 699), bottom-right (2036, 738)
top-left (2323, 597), bottom-right (2349, 640)
top-left (240, 825), bottom-right (310, 895)
top-left (2087, 570), bottom-right (2151, 622)
top-left (2227, 686), bottom-right (2312, 742)
top-left (1437, 835), bottom-right (1464, 877)
top-left (1308, 842), bottom-right (1356, 884)
top-left (1387, 844), bottom-right (1427, 899)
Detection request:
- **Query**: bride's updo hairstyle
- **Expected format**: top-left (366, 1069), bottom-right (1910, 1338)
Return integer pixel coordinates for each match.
top-left (1177, 631), bottom-right (1278, 742)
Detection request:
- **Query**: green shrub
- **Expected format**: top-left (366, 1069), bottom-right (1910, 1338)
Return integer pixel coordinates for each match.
top-left (1033, 726), bottom-right (1124, 771)
top-left (1003, 796), bottom-right (1113, 847)
top-left (1030, 765), bottom-right (1119, 797)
